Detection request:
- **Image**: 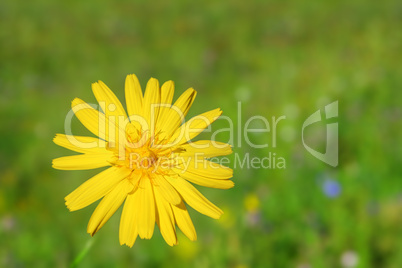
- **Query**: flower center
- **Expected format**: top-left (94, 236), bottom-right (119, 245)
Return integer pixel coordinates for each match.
top-left (125, 145), bottom-right (158, 170)
top-left (108, 123), bottom-right (176, 173)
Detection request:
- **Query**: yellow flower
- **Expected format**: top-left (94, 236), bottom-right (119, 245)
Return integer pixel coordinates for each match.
top-left (53, 74), bottom-right (234, 247)
top-left (244, 193), bottom-right (259, 212)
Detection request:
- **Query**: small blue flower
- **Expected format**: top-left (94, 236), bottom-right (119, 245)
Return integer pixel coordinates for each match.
top-left (322, 179), bottom-right (341, 198)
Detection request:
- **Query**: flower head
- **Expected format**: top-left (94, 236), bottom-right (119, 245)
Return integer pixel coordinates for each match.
top-left (53, 74), bottom-right (234, 247)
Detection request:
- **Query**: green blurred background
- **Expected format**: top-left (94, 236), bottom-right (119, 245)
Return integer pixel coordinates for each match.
top-left (1, 0), bottom-right (401, 267)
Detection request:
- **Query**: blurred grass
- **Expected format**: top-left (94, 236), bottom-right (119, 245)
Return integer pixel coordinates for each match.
top-left (0, 0), bottom-right (401, 267)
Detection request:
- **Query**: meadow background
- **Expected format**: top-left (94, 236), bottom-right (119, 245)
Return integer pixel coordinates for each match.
top-left (1, 0), bottom-right (401, 267)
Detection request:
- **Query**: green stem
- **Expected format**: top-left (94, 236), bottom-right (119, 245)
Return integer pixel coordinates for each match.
top-left (70, 238), bottom-right (95, 268)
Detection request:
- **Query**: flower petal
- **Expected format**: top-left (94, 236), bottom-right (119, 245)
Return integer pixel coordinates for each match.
top-left (65, 166), bottom-right (132, 211)
top-left (119, 191), bottom-right (139, 247)
top-left (154, 187), bottom-right (177, 246)
top-left (71, 98), bottom-right (110, 141)
top-left (92, 80), bottom-right (127, 120)
top-left (142, 78), bottom-right (160, 132)
top-left (167, 177), bottom-right (223, 219)
top-left (160, 80), bottom-right (175, 105)
top-left (171, 201), bottom-right (197, 241)
top-left (53, 134), bottom-right (106, 154)
top-left (169, 108), bottom-right (222, 146)
top-left (173, 158), bottom-right (233, 179)
top-left (157, 88), bottom-right (196, 140)
top-left (137, 178), bottom-right (156, 239)
top-left (87, 179), bottom-right (134, 236)
top-left (52, 151), bottom-right (114, 170)
top-left (156, 80), bottom-right (175, 128)
top-left (176, 171), bottom-right (234, 189)
top-left (152, 174), bottom-right (181, 205)
top-left (125, 74), bottom-right (143, 118)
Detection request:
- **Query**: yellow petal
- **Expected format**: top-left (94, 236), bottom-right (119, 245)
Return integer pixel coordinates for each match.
top-left (156, 80), bottom-right (175, 128)
top-left (93, 81), bottom-right (130, 149)
top-left (137, 178), bottom-right (156, 239)
top-left (169, 108), bottom-right (222, 146)
top-left (178, 140), bottom-right (232, 158)
top-left (65, 166), bottom-right (132, 211)
top-left (87, 179), bottom-right (133, 236)
top-left (151, 174), bottom-right (181, 205)
top-left (92, 80), bottom-right (127, 120)
top-left (53, 134), bottom-right (106, 154)
top-left (125, 74), bottom-right (143, 118)
top-left (154, 186), bottom-right (177, 246)
top-left (173, 158), bottom-right (233, 179)
top-left (157, 88), bottom-right (196, 140)
top-left (119, 191), bottom-right (139, 247)
top-left (171, 201), bottom-right (197, 241)
top-left (52, 151), bottom-right (114, 170)
top-left (128, 170), bottom-right (142, 193)
top-left (176, 171), bottom-right (234, 189)
top-left (160, 80), bottom-right (175, 105)
top-left (71, 98), bottom-right (110, 141)
top-left (142, 78), bottom-right (160, 132)
top-left (166, 177), bottom-right (223, 219)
